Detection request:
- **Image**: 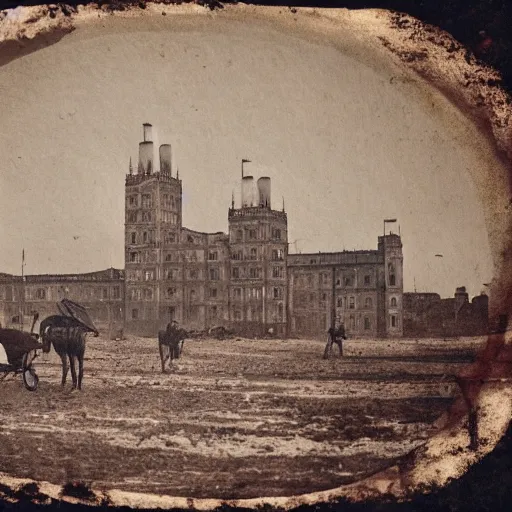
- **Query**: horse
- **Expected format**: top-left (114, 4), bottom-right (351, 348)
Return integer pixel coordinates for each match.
top-left (158, 327), bottom-right (188, 373)
top-left (39, 314), bottom-right (99, 340)
top-left (41, 324), bottom-right (89, 390)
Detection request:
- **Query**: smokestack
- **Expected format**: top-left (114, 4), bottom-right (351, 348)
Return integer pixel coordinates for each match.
top-left (159, 144), bottom-right (172, 175)
top-left (138, 141), bottom-right (154, 174)
top-left (257, 177), bottom-right (271, 208)
top-left (253, 181), bottom-right (259, 206)
top-left (242, 176), bottom-right (254, 207)
top-left (143, 123), bottom-right (153, 142)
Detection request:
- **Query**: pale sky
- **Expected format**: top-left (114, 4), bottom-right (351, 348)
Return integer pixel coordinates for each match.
top-left (0, 14), bottom-right (495, 298)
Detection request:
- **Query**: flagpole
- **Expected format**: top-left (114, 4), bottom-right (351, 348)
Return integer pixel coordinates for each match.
top-left (20, 249), bottom-right (25, 331)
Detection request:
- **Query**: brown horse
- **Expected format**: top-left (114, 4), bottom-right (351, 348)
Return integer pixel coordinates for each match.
top-left (41, 324), bottom-right (89, 390)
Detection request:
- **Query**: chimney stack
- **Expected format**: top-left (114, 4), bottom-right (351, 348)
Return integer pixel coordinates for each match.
top-left (138, 123), bottom-right (154, 174)
top-left (257, 177), bottom-right (271, 208)
top-left (143, 123), bottom-right (153, 142)
top-left (242, 176), bottom-right (254, 207)
top-left (159, 144), bottom-right (172, 175)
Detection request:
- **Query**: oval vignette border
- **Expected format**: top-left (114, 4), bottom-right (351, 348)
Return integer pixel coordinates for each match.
top-left (0, 2), bottom-right (512, 509)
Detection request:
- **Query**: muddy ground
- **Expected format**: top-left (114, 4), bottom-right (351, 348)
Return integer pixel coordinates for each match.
top-left (0, 335), bottom-right (484, 499)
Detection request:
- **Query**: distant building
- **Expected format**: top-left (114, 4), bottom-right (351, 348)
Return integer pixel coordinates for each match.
top-left (288, 233), bottom-right (404, 339)
top-left (0, 269), bottom-right (124, 335)
top-left (403, 286), bottom-right (489, 337)
top-left (0, 123), bottom-right (487, 339)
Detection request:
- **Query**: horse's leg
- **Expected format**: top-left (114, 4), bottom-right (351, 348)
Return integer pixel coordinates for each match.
top-left (59, 353), bottom-right (68, 387)
top-left (78, 353), bottom-right (84, 390)
top-left (69, 354), bottom-right (78, 390)
top-left (169, 344), bottom-right (175, 367)
top-left (159, 342), bottom-right (167, 373)
top-left (323, 336), bottom-right (332, 360)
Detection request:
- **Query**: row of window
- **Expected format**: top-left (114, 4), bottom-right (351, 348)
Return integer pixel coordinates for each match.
top-left (22, 286), bottom-right (121, 301)
top-left (231, 286), bottom-right (283, 300)
top-left (161, 211), bottom-right (180, 224)
top-left (128, 251), bottom-right (157, 264)
top-left (230, 227), bottom-right (283, 242)
top-left (294, 264), bottom-right (399, 289)
top-left (127, 268), bottom-right (223, 281)
top-left (126, 211), bottom-right (154, 223)
top-left (128, 194), bottom-right (180, 210)
top-left (127, 285), bottom-right (284, 302)
top-left (232, 302), bottom-right (284, 322)
top-left (127, 211), bottom-right (179, 224)
top-left (129, 231), bottom-right (156, 245)
top-left (129, 304), bottom-right (223, 322)
top-left (295, 293), bottom-right (399, 310)
top-left (231, 248), bottom-right (285, 262)
top-left (129, 249), bottom-right (285, 264)
top-left (343, 315), bottom-right (373, 331)
top-left (296, 272), bottom-right (374, 289)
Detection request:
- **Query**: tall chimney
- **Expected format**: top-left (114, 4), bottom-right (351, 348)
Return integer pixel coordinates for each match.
top-left (138, 141), bottom-right (154, 174)
top-left (242, 176), bottom-right (254, 207)
top-left (159, 144), bottom-right (172, 175)
top-left (143, 123), bottom-right (153, 142)
top-left (257, 177), bottom-right (271, 208)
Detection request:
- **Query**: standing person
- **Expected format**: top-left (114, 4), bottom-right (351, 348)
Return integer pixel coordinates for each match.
top-left (334, 321), bottom-right (346, 356)
top-left (324, 321), bottom-right (346, 359)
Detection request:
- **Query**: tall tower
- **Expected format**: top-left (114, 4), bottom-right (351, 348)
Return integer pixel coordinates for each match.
top-left (378, 231), bottom-right (404, 337)
top-left (228, 173), bottom-right (288, 337)
top-left (124, 123), bottom-right (182, 334)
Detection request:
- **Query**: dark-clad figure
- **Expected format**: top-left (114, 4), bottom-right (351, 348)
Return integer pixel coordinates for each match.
top-left (158, 320), bottom-right (187, 372)
top-left (324, 322), bottom-right (347, 359)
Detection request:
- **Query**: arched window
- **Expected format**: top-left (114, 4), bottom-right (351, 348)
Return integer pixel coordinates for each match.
top-left (365, 297), bottom-right (373, 308)
top-left (390, 297), bottom-right (397, 307)
top-left (388, 263), bottom-right (396, 286)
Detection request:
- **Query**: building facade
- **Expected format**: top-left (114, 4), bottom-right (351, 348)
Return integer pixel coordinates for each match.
top-left (0, 123), bottom-right (407, 339)
top-left (0, 269), bottom-right (124, 335)
top-left (403, 287), bottom-right (489, 337)
top-left (287, 233), bottom-right (404, 339)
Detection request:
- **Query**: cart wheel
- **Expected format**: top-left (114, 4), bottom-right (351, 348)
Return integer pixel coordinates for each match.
top-left (22, 350), bottom-right (39, 392)
top-left (23, 367), bottom-right (39, 391)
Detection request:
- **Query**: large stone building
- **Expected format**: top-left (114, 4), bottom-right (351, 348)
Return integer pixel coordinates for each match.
top-left (287, 232), bottom-right (404, 338)
top-left (0, 123), bottom-right (409, 339)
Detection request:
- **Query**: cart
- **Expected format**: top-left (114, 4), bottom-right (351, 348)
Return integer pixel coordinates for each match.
top-left (0, 328), bottom-right (42, 391)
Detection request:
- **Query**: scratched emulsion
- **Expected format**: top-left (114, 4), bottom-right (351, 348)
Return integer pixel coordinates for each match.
top-left (0, 3), bottom-right (511, 509)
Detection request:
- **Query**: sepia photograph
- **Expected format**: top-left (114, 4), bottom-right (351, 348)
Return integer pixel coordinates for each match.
top-left (0, 2), bottom-right (511, 510)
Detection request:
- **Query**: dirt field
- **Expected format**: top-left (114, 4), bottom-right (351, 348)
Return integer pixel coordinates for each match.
top-left (0, 335), bottom-right (483, 499)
